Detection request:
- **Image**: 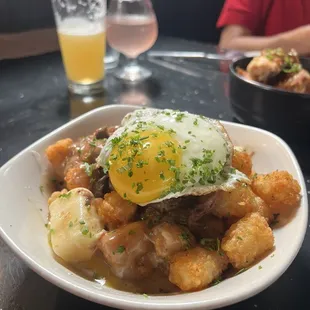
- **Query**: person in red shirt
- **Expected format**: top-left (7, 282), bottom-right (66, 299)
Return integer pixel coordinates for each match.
top-left (217, 0), bottom-right (310, 55)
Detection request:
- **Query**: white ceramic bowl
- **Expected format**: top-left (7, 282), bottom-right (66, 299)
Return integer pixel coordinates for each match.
top-left (0, 105), bottom-right (307, 310)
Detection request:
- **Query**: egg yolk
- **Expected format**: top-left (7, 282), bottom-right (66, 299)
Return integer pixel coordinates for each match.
top-left (108, 130), bottom-right (182, 204)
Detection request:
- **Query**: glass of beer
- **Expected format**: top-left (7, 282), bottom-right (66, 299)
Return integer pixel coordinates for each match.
top-left (51, 0), bottom-right (106, 94)
top-left (107, 0), bottom-right (158, 83)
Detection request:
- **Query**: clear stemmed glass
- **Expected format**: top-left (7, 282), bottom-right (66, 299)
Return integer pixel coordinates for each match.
top-left (106, 0), bottom-right (158, 83)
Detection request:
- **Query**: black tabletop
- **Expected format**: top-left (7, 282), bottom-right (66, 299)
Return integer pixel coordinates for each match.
top-left (0, 37), bottom-right (309, 310)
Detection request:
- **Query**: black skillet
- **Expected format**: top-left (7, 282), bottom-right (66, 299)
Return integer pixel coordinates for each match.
top-left (229, 57), bottom-right (310, 144)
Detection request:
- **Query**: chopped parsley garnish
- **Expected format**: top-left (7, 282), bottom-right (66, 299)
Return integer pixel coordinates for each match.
top-left (167, 159), bottom-right (176, 166)
top-left (84, 162), bottom-right (94, 177)
top-left (69, 221), bottom-right (73, 228)
top-left (258, 265), bottom-right (262, 270)
top-left (81, 226), bottom-right (89, 235)
top-left (185, 140), bottom-right (190, 144)
top-left (110, 154), bottom-right (118, 161)
top-left (59, 192), bottom-right (71, 199)
top-left (111, 136), bottom-right (122, 147)
top-left (142, 293), bottom-right (148, 298)
top-left (39, 185), bottom-right (44, 194)
top-left (193, 118), bottom-right (198, 126)
top-left (79, 220), bottom-right (86, 225)
top-left (50, 228), bottom-right (55, 234)
top-left (180, 231), bottom-right (191, 249)
top-left (175, 113), bottom-right (185, 122)
top-left (159, 172), bottom-right (165, 180)
top-left (180, 232), bottom-right (190, 241)
top-left (211, 276), bottom-right (222, 286)
top-left (115, 245), bottom-right (125, 254)
top-left (200, 238), bottom-right (223, 255)
top-left (165, 141), bottom-right (174, 148)
top-left (230, 167), bottom-right (236, 174)
top-left (237, 236), bottom-right (243, 240)
top-left (235, 268), bottom-right (248, 276)
top-left (283, 63), bottom-right (302, 73)
top-left (136, 182), bottom-right (143, 194)
top-left (136, 160), bottom-right (148, 168)
top-left (89, 139), bottom-right (97, 147)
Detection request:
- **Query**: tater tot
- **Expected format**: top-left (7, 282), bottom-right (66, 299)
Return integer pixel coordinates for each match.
top-left (251, 171), bottom-right (301, 207)
top-left (96, 191), bottom-right (137, 230)
top-left (150, 223), bottom-right (196, 259)
top-left (232, 147), bottom-right (252, 176)
top-left (222, 213), bottom-right (274, 269)
top-left (64, 166), bottom-right (90, 190)
top-left (212, 184), bottom-right (271, 221)
top-left (48, 189), bottom-right (68, 205)
top-left (169, 247), bottom-right (228, 291)
top-left (45, 138), bottom-right (73, 168)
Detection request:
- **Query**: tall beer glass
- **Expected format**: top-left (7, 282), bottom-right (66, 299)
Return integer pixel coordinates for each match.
top-left (51, 0), bottom-right (106, 94)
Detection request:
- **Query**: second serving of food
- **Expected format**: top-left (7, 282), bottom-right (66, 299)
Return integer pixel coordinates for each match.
top-left (45, 108), bottom-right (301, 294)
top-left (237, 48), bottom-right (310, 94)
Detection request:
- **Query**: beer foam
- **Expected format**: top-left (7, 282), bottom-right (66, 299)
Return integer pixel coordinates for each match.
top-left (58, 18), bottom-right (105, 36)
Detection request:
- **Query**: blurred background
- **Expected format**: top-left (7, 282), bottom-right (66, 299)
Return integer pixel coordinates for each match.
top-left (0, 0), bottom-right (225, 59)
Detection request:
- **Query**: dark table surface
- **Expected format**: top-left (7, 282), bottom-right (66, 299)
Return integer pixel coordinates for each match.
top-left (0, 37), bottom-right (309, 310)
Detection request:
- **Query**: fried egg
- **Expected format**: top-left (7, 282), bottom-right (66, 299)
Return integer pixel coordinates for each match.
top-left (97, 108), bottom-right (249, 206)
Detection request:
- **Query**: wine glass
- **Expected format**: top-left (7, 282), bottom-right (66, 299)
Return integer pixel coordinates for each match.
top-left (106, 0), bottom-right (158, 83)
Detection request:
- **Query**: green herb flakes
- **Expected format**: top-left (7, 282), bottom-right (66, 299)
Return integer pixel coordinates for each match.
top-left (59, 192), bottom-right (71, 199)
top-left (115, 245), bottom-right (125, 254)
top-left (235, 268), bottom-right (248, 276)
top-left (84, 162), bottom-right (94, 177)
top-left (175, 113), bottom-right (185, 122)
top-left (136, 182), bottom-right (143, 194)
top-left (211, 276), bottom-right (222, 286)
top-left (81, 226), bottom-right (89, 235)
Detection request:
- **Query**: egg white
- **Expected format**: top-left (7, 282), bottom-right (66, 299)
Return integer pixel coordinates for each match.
top-left (98, 108), bottom-right (249, 206)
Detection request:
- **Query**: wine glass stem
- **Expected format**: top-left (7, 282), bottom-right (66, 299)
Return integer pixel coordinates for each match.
top-left (127, 58), bottom-right (138, 68)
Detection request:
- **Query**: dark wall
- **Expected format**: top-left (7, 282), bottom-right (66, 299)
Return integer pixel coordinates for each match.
top-left (0, 0), bottom-right (55, 33)
top-left (0, 0), bottom-right (225, 43)
top-left (152, 0), bottom-right (225, 43)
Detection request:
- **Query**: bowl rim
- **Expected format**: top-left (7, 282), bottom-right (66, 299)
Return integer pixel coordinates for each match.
top-left (0, 104), bottom-right (308, 310)
top-left (229, 56), bottom-right (310, 98)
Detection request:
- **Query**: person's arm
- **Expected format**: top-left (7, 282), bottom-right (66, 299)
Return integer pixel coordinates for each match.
top-left (219, 24), bottom-right (310, 55)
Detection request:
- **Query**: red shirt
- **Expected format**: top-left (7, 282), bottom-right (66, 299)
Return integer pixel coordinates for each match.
top-left (217, 0), bottom-right (310, 36)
